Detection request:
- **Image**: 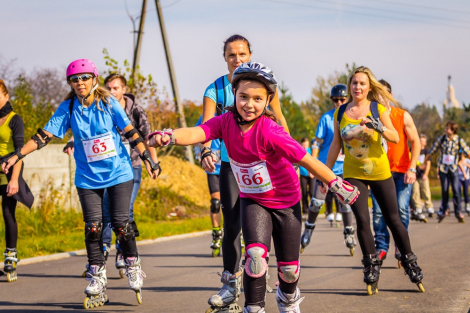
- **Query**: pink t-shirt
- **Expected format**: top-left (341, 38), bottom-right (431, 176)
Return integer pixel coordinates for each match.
top-left (200, 112), bottom-right (306, 209)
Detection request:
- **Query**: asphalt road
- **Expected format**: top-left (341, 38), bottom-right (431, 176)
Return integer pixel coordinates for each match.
top-left (2, 205), bottom-right (470, 312)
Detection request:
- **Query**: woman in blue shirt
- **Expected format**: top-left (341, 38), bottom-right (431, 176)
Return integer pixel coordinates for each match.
top-left (2, 59), bottom-right (160, 308)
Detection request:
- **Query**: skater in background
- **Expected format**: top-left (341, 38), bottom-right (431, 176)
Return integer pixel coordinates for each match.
top-left (371, 79), bottom-right (422, 267)
top-left (194, 115), bottom-right (223, 257)
top-left (424, 121), bottom-right (470, 223)
top-left (458, 154), bottom-right (470, 215)
top-left (326, 66), bottom-right (425, 295)
top-left (199, 35), bottom-right (289, 311)
top-left (410, 134), bottom-right (435, 217)
top-left (298, 138), bottom-right (313, 218)
top-left (2, 59), bottom-right (160, 308)
top-left (0, 79), bottom-right (34, 282)
top-left (148, 61), bottom-right (359, 313)
top-left (300, 84), bottom-right (357, 256)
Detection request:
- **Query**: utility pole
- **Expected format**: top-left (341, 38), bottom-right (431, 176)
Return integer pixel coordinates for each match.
top-left (155, 0), bottom-right (194, 164)
top-left (131, 0), bottom-right (147, 91)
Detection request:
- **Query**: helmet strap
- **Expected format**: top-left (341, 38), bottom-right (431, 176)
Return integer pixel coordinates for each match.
top-left (75, 77), bottom-right (98, 107)
top-left (234, 101), bottom-right (268, 126)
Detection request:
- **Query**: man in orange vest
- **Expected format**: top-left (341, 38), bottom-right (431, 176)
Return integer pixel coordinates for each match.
top-left (372, 80), bottom-right (421, 264)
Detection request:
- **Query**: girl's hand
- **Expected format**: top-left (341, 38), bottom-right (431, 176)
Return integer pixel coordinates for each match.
top-left (320, 182), bottom-right (328, 194)
top-left (2, 155), bottom-right (18, 174)
top-left (148, 134), bottom-right (170, 148)
top-left (7, 179), bottom-right (19, 197)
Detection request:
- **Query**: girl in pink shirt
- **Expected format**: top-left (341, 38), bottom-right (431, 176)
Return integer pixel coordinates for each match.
top-left (148, 62), bottom-right (359, 313)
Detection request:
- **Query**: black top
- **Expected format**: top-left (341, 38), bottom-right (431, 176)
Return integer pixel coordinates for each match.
top-left (416, 148), bottom-right (428, 179)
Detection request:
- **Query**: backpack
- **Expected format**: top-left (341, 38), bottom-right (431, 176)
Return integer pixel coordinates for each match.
top-left (214, 76), bottom-right (227, 116)
top-left (336, 101), bottom-right (387, 152)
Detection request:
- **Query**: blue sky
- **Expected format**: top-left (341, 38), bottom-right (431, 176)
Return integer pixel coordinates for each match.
top-left (1, 0), bottom-right (469, 111)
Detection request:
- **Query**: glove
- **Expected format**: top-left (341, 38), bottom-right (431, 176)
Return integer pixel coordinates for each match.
top-left (328, 176), bottom-right (359, 205)
top-left (139, 150), bottom-right (162, 177)
top-left (200, 147), bottom-right (217, 165)
top-left (363, 116), bottom-right (385, 133)
top-left (148, 128), bottom-right (176, 147)
top-left (63, 140), bottom-right (74, 153)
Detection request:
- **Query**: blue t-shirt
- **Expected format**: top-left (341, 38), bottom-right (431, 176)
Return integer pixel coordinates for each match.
top-left (44, 97), bottom-right (134, 189)
top-left (203, 75), bottom-right (234, 163)
top-left (195, 115), bottom-right (221, 175)
top-left (315, 108), bottom-right (344, 175)
top-left (299, 147), bottom-right (311, 177)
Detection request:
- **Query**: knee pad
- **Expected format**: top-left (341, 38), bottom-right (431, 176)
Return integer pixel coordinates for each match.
top-left (85, 221), bottom-right (103, 242)
top-left (113, 223), bottom-right (135, 241)
top-left (340, 204), bottom-right (352, 213)
top-left (130, 220), bottom-right (140, 237)
top-left (210, 198), bottom-right (221, 214)
top-left (244, 243), bottom-right (268, 278)
top-left (278, 260), bottom-right (300, 283)
top-left (309, 198), bottom-right (324, 213)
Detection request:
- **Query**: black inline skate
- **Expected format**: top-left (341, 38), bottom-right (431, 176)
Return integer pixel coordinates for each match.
top-left (362, 255), bottom-right (381, 295)
top-left (300, 222), bottom-right (315, 254)
top-left (410, 208), bottom-right (428, 223)
top-left (343, 226), bottom-right (357, 256)
top-left (2, 248), bottom-right (19, 282)
top-left (210, 227), bottom-right (223, 257)
top-left (400, 252), bottom-right (425, 292)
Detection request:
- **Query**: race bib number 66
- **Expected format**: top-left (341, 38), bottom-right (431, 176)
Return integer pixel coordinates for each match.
top-left (229, 158), bottom-right (273, 194)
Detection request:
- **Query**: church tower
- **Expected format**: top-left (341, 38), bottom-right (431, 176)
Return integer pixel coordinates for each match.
top-left (443, 75), bottom-right (459, 109)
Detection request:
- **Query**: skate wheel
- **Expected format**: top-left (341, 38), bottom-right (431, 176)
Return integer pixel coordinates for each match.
top-left (205, 308), bottom-right (215, 313)
top-left (83, 297), bottom-right (91, 309)
top-left (6, 272), bottom-right (16, 282)
top-left (211, 249), bottom-right (220, 257)
top-left (300, 247), bottom-right (305, 254)
top-left (350, 248), bottom-right (354, 256)
top-left (136, 291), bottom-right (142, 304)
top-left (367, 284), bottom-right (378, 295)
top-left (82, 270), bottom-right (87, 278)
top-left (119, 268), bottom-right (126, 278)
top-left (397, 260), bottom-right (401, 269)
top-left (418, 282), bottom-right (425, 293)
top-left (423, 218), bottom-right (428, 223)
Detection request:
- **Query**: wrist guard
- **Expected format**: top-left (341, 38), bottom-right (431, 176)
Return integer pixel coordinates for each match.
top-left (0, 149), bottom-right (24, 167)
top-left (31, 128), bottom-right (52, 150)
top-left (139, 150), bottom-right (162, 176)
top-left (311, 140), bottom-right (320, 150)
top-left (364, 116), bottom-right (385, 133)
top-left (200, 147), bottom-right (215, 164)
top-left (148, 128), bottom-right (176, 146)
top-left (292, 163), bottom-right (300, 171)
top-left (63, 140), bottom-right (74, 152)
top-left (328, 176), bottom-right (359, 205)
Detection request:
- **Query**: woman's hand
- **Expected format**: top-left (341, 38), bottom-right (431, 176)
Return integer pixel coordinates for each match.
top-left (144, 161), bottom-right (158, 180)
top-left (201, 154), bottom-right (217, 173)
top-left (320, 182), bottom-right (328, 194)
top-left (6, 178), bottom-right (19, 197)
top-left (2, 155), bottom-right (18, 174)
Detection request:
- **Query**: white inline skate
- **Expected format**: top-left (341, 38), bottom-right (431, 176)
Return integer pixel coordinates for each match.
top-left (243, 306), bottom-right (265, 313)
top-left (206, 269), bottom-right (243, 313)
top-left (83, 264), bottom-right (108, 309)
top-left (125, 256), bottom-right (146, 304)
top-left (275, 287), bottom-right (304, 313)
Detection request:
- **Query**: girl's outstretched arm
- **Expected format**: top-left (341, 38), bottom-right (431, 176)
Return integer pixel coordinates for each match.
top-left (148, 126), bottom-right (207, 147)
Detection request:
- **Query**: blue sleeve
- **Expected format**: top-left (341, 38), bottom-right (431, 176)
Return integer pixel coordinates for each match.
top-left (109, 98), bottom-right (131, 130)
top-left (204, 82), bottom-right (216, 103)
top-left (315, 115), bottom-right (327, 139)
top-left (43, 101), bottom-right (71, 139)
top-left (194, 115), bottom-right (203, 127)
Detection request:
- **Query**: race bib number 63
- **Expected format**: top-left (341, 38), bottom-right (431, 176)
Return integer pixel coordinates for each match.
top-left (82, 133), bottom-right (117, 163)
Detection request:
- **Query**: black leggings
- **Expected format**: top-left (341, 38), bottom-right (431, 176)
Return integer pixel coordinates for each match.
top-left (219, 161), bottom-right (242, 274)
top-left (77, 179), bottom-right (137, 265)
top-left (241, 198), bottom-right (302, 307)
top-left (1, 185), bottom-right (18, 249)
top-left (346, 177), bottom-right (412, 256)
top-left (300, 175), bottom-right (313, 214)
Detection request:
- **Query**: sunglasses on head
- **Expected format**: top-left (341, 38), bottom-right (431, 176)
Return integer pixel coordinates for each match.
top-left (331, 98), bottom-right (347, 103)
top-left (69, 74), bottom-right (94, 83)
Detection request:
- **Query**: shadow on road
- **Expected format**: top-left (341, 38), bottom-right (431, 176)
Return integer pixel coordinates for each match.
top-left (0, 300), bottom-right (134, 311)
top-left (138, 253), bottom-right (211, 258)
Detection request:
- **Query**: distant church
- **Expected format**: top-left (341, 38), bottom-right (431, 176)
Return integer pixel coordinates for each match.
top-left (443, 75), bottom-right (459, 109)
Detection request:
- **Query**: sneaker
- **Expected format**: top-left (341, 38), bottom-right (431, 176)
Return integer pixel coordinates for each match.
top-left (276, 287), bottom-right (304, 313)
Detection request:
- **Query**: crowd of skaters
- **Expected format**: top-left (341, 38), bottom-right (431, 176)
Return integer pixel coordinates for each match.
top-left (0, 33), bottom-right (469, 312)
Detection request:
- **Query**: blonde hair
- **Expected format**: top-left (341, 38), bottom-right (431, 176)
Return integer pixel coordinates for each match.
top-left (64, 78), bottom-right (111, 111)
top-left (346, 66), bottom-right (401, 109)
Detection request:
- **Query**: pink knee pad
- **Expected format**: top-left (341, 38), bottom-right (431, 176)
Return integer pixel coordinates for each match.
top-left (278, 260), bottom-right (300, 283)
top-left (245, 243), bottom-right (268, 278)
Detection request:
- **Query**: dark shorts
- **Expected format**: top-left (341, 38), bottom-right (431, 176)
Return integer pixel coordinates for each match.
top-left (207, 174), bottom-right (220, 194)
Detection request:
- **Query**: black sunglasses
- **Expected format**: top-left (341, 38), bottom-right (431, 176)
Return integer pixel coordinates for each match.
top-left (331, 98), bottom-right (347, 103)
top-left (69, 74), bottom-right (93, 83)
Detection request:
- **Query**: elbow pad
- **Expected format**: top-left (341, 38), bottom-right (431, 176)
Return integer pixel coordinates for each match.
top-left (31, 129), bottom-right (52, 150)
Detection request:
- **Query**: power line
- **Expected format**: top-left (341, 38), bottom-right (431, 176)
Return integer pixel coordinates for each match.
top-left (362, 0), bottom-right (470, 16)
top-left (259, 0), bottom-right (470, 30)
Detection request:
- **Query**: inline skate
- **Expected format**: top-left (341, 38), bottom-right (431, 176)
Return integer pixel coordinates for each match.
top-left (343, 226), bottom-right (357, 256)
top-left (2, 248), bottom-right (19, 282)
top-left (240, 231), bottom-right (245, 255)
top-left (410, 208), bottom-right (428, 223)
top-left (115, 244), bottom-right (126, 278)
top-left (427, 207), bottom-right (434, 218)
top-left (83, 264), bottom-right (108, 309)
top-left (457, 213), bottom-right (465, 223)
top-left (362, 255), bottom-right (381, 295)
top-left (400, 252), bottom-right (425, 292)
top-left (275, 287), bottom-right (304, 313)
top-left (82, 245), bottom-right (110, 278)
top-left (466, 203), bottom-right (470, 216)
top-left (243, 306), bottom-right (265, 313)
top-left (206, 269), bottom-right (243, 313)
top-left (211, 227), bottom-right (223, 257)
top-left (395, 247), bottom-right (402, 269)
top-left (125, 256), bottom-right (146, 304)
top-left (300, 222), bottom-right (315, 254)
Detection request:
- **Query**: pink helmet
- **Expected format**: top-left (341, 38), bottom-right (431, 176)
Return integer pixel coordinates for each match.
top-left (66, 59), bottom-right (98, 79)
